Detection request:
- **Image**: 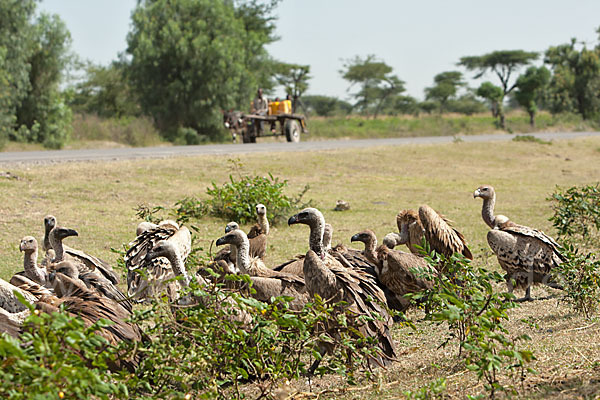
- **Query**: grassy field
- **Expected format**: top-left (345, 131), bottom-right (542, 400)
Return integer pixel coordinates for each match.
top-left (1, 135), bottom-right (599, 398)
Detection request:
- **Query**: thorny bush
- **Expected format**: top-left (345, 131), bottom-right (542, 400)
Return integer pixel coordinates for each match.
top-left (549, 183), bottom-right (600, 246)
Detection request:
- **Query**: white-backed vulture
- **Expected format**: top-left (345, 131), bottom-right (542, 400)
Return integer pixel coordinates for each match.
top-left (125, 220), bottom-right (191, 301)
top-left (215, 229), bottom-right (309, 310)
top-left (396, 206), bottom-right (473, 260)
top-left (473, 185), bottom-right (565, 301)
top-left (17, 236), bottom-right (48, 286)
top-left (225, 203), bottom-right (269, 260)
top-left (51, 261), bottom-right (133, 313)
top-left (351, 230), bottom-right (435, 308)
top-left (44, 216), bottom-right (119, 284)
top-left (288, 208), bottom-right (397, 371)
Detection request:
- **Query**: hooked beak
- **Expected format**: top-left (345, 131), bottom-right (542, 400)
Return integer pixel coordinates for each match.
top-left (473, 189), bottom-right (481, 198)
top-left (216, 236), bottom-right (227, 246)
top-left (287, 214), bottom-right (299, 226)
top-left (350, 233), bottom-right (361, 243)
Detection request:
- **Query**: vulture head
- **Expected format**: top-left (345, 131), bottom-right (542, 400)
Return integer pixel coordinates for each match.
top-left (158, 219), bottom-right (179, 230)
top-left (382, 233), bottom-right (400, 249)
top-left (44, 215), bottom-right (57, 233)
top-left (289, 208), bottom-right (326, 257)
top-left (350, 230), bottom-right (377, 246)
top-left (136, 221), bottom-right (159, 236)
top-left (256, 204), bottom-right (267, 216)
top-left (224, 221), bottom-right (240, 233)
top-left (473, 185), bottom-right (495, 200)
top-left (19, 236), bottom-right (38, 253)
top-left (145, 240), bottom-right (178, 264)
top-left (216, 229), bottom-right (248, 249)
top-left (49, 226), bottom-right (79, 247)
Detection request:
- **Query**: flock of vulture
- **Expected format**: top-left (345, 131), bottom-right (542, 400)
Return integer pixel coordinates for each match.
top-left (0, 184), bottom-right (566, 373)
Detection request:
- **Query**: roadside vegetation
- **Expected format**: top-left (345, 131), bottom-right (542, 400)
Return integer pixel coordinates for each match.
top-left (1, 136), bottom-right (600, 398)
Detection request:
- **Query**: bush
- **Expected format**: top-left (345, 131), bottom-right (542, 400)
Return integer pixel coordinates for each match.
top-left (0, 301), bottom-right (128, 399)
top-left (553, 245), bottom-right (600, 318)
top-left (548, 184), bottom-right (600, 245)
top-left (412, 251), bottom-right (534, 398)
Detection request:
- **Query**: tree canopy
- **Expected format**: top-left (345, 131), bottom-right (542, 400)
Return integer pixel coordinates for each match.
top-left (126, 0), bottom-right (280, 142)
top-left (340, 55), bottom-right (405, 118)
top-left (514, 66), bottom-right (550, 126)
top-left (425, 71), bottom-right (464, 113)
top-left (273, 62), bottom-right (311, 112)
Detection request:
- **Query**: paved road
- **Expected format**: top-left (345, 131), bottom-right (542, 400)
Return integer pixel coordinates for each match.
top-left (1, 131), bottom-right (599, 165)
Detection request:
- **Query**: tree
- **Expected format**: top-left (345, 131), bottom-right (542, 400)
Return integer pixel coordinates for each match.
top-left (340, 55), bottom-right (405, 118)
top-left (0, 0), bottom-right (36, 147)
top-left (15, 13), bottom-right (72, 148)
top-left (126, 0), bottom-right (280, 142)
top-left (424, 71), bottom-right (464, 113)
top-left (302, 95), bottom-right (351, 117)
top-left (476, 82), bottom-right (504, 124)
top-left (446, 92), bottom-right (487, 115)
top-left (273, 62), bottom-right (310, 112)
top-left (514, 66), bottom-right (551, 127)
top-left (544, 38), bottom-right (600, 119)
top-left (459, 50), bottom-right (538, 127)
top-left (69, 61), bottom-right (140, 118)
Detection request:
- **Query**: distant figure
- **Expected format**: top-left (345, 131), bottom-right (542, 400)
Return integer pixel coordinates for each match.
top-left (251, 88), bottom-right (268, 135)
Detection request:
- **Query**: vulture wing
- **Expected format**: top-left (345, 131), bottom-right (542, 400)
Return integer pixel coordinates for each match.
top-left (418, 205), bottom-right (473, 259)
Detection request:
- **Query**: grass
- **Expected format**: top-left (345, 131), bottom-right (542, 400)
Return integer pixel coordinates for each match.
top-left (1, 135), bottom-right (600, 398)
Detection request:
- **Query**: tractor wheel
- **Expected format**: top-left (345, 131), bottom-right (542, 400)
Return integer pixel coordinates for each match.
top-left (284, 120), bottom-right (301, 142)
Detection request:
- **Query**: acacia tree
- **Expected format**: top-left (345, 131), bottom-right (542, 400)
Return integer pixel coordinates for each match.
top-left (424, 71), bottom-right (464, 113)
top-left (273, 62), bottom-right (310, 112)
top-left (476, 82), bottom-right (504, 123)
top-left (126, 0), bottom-right (279, 142)
top-left (514, 66), bottom-right (550, 127)
top-left (544, 38), bottom-right (600, 119)
top-left (459, 50), bottom-right (538, 128)
top-left (340, 55), bottom-right (405, 118)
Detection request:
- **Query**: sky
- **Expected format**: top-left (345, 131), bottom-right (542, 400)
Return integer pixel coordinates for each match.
top-left (39, 0), bottom-right (600, 101)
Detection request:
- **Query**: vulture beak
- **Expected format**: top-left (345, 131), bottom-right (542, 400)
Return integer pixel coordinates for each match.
top-left (19, 242), bottom-right (25, 252)
top-left (287, 214), bottom-right (299, 225)
top-left (215, 236), bottom-right (227, 246)
top-left (224, 225), bottom-right (234, 233)
top-left (48, 271), bottom-right (56, 283)
top-left (59, 228), bottom-right (79, 239)
top-left (350, 233), bottom-right (361, 242)
top-left (473, 189), bottom-right (481, 198)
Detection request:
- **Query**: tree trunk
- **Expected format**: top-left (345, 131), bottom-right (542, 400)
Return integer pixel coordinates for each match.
top-left (529, 111), bottom-right (535, 128)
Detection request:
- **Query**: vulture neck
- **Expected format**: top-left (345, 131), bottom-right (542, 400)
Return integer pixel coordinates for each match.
top-left (234, 237), bottom-right (252, 275)
top-left (23, 249), bottom-right (45, 283)
top-left (481, 194), bottom-right (497, 229)
top-left (308, 217), bottom-right (325, 258)
top-left (43, 228), bottom-right (51, 252)
top-left (258, 214), bottom-right (269, 235)
top-left (165, 250), bottom-right (190, 285)
top-left (398, 223), bottom-right (409, 244)
top-left (363, 236), bottom-right (378, 265)
top-left (50, 236), bottom-right (64, 262)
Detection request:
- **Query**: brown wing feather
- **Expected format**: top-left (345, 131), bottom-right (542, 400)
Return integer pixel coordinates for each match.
top-left (64, 246), bottom-right (119, 284)
top-left (418, 205), bottom-right (472, 259)
top-left (249, 234), bottom-right (267, 259)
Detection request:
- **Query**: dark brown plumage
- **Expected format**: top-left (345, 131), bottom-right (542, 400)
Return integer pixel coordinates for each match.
top-left (396, 206), bottom-right (473, 260)
top-left (289, 208), bottom-right (397, 370)
top-left (474, 185), bottom-right (564, 301)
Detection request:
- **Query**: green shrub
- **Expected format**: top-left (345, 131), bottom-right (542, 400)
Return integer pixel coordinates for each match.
top-left (548, 184), bottom-right (600, 245)
top-left (512, 135), bottom-right (551, 145)
top-left (404, 378), bottom-right (447, 399)
top-left (0, 300), bottom-right (128, 400)
top-left (553, 245), bottom-right (600, 318)
top-left (412, 252), bottom-right (534, 398)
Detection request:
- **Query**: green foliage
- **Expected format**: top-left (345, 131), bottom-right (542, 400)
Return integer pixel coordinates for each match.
top-left (70, 113), bottom-right (163, 147)
top-left (476, 82), bottom-right (504, 126)
top-left (340, 54), bottom-right (405, 118)
top-left (553, 245), bottom-right (600, 318)
top-left (548, 184), bottom-right (600, 244)
top-left (425, 71), bottom-right (464, 113)
top-left (512, 135), bottom-right (551, 145)
top-left (413, 252), bottom-right (534, 398)
top-left (404, 378), bottom-right (447, 399)
top-left (126, 0), bottom-right (279, 141)
top-left (273, 62), bottom-right (311, 110)
top-left (544, 39), bottom-right (600, 119)
top-left (302, 95), bottom-right (352, 117)
top-left (445, 93), bottom-right (487, 115)
top-left (514, 66), bottom-right (551, 126)
top-left (0, 307), bottom-right (128, 399)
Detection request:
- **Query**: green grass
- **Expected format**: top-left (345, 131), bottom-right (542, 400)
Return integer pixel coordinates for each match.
top-left (1, 136), bottom-right (600, 398)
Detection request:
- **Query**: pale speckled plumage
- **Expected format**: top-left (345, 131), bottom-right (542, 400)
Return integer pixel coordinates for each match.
top-left (474, 185), bottom-right (565, 297)
top-left (19, 236), bottom-right (48, 286)
top-left (125, 221), bottom-right (191, 301)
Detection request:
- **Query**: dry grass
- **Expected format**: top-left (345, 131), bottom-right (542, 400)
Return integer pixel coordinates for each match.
top-left (1, 135), bottom-right (599, 398)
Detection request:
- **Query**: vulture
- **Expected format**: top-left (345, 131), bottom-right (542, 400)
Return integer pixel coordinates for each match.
top-left (17, 236), bottom-right (48, 286)
top-left (473, 185), bottom-right (565, 301)
top-left (351, 230), bottom-right (435, 308)
top-left (396, 206), bottom-right (473, 260)
top-left (51, 261), bottom-right (133, 313)
top-left (224, 203), bottom-right (270, 260)
top-left (44, 215), bottom-right (119, 284)
top-left (125, 220), bottom-right (191, 301)
top-left (288, 208), bottom-right (397, 371)
top-left (215, 229), bottom-right (309, 310)
top-left (382, 232), bottom-right (403, 249)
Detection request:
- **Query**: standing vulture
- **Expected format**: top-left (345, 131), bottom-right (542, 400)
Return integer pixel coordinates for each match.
top-left (288, 208), bottom-right (397, 371)
top-left (396, 206), bottom-right (473, 260)
top-left (43, 215), bottom-right (119, 284)
top-left (215, 229), bottom-right (309, 310)
top-left (125, 220), bottom-right (191, 301)
top-left (473, 185), bottom-right (565, 301)
top-left (17, 236), bottom-right (48, 286)
top-left (351, 230), bottom-right (435, 310)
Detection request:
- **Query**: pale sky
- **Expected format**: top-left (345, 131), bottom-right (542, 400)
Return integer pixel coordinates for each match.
top-left (39, 0), bottom-right (600, 101)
